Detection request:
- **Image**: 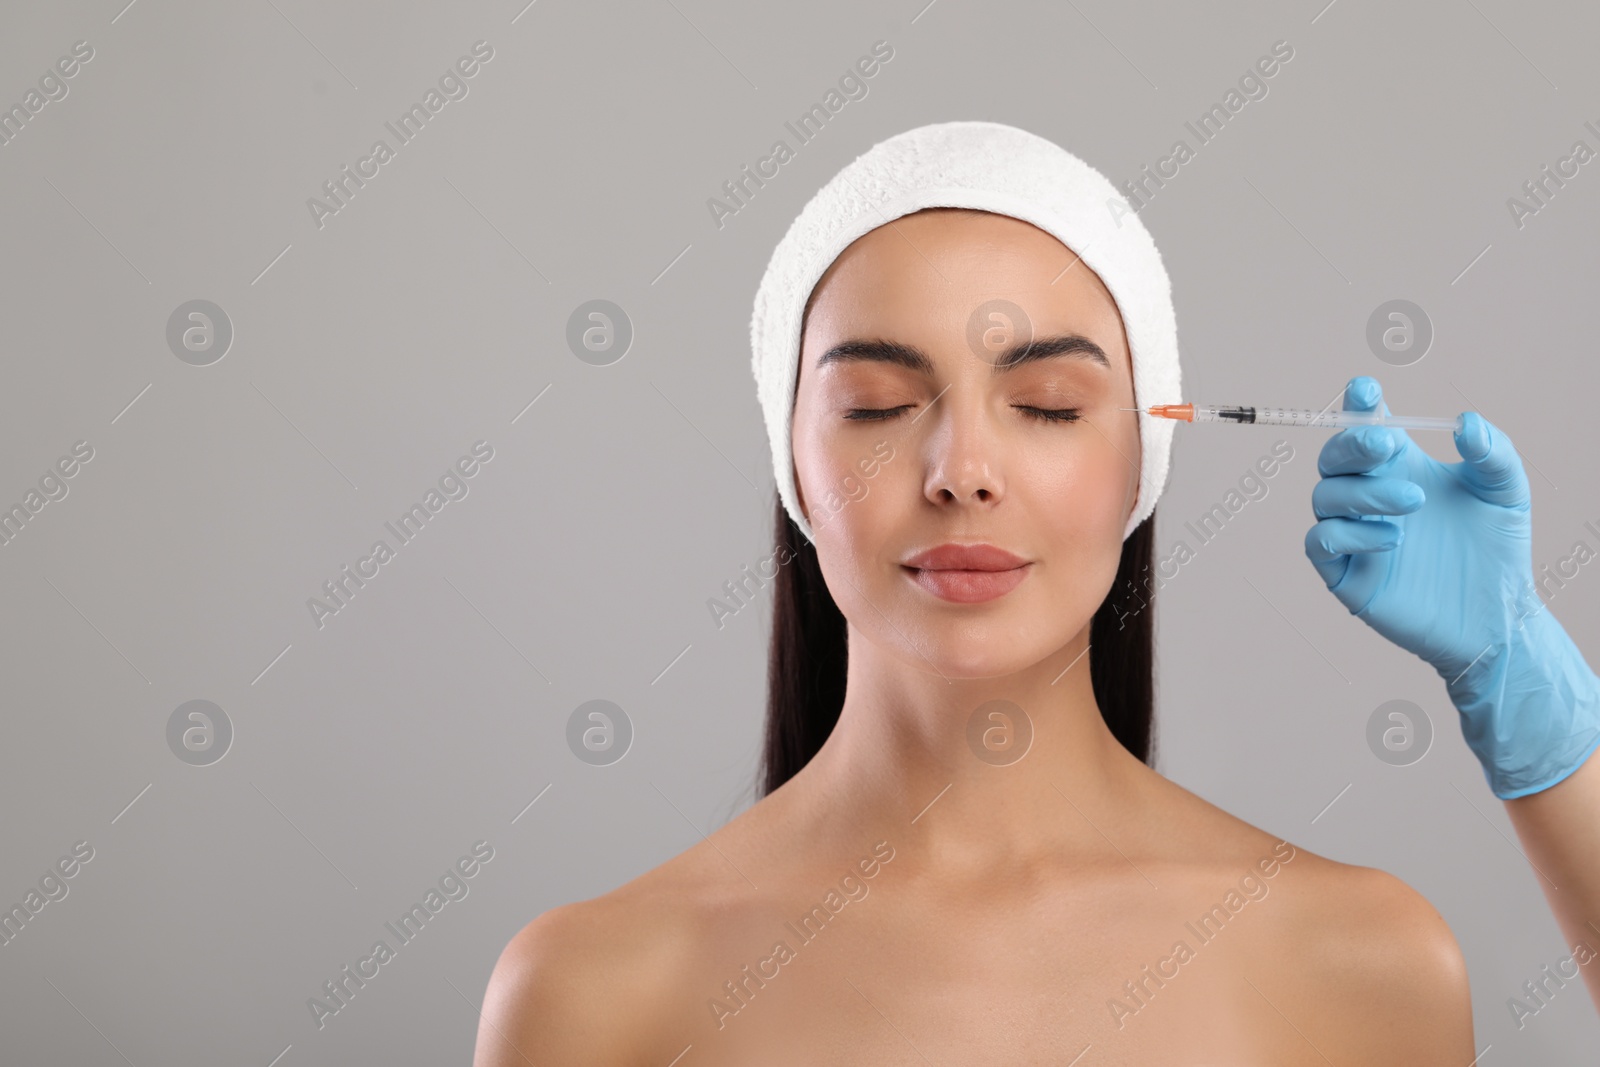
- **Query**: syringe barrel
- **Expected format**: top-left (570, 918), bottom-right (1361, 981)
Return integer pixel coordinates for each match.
top-left (1193, 405), bottom-right (1347, 426)
top-left (1191, 406), bottom-right (1464, 431)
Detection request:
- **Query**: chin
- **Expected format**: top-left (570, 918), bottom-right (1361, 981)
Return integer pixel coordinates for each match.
top-left (896, 626), bottom-right (1060, 680)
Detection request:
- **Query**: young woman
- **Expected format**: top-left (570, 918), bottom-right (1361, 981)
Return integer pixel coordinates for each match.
top-left (474, 121), bottom-right (1598, 1064)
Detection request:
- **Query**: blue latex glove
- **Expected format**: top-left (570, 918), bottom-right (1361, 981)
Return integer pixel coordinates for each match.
top-left (1304, 375), bottom-right (1600, 799)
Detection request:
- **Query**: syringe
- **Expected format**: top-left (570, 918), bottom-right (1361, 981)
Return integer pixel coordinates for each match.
top-left (1120, 403), bottom-right (1465, 433)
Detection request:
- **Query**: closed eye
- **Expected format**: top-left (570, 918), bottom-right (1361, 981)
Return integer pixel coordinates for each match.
top-left (844, 406), bottom-right (1083, 423)
top-left (1017, 406), bottom-right (1082, 424)
top-left (844, 406), bottom-right (914, 422)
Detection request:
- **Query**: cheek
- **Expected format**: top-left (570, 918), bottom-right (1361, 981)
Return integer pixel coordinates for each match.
top-left (1022, 446), bottom-right (1134, 612)
top-left (799, 448), bottom-right (893, 533)
top-left (1018, 431), bottom-right (1138, 533)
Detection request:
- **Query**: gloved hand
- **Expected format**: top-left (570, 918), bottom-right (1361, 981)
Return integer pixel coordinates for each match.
top-left (1304, 374), bottom-right (1600, 799)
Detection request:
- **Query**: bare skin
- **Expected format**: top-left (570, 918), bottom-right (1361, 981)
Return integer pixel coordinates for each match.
top-left (1505, 745), bottom-right (1600, 1012)
top-left (473, 209), bottom-right (1474, 1065)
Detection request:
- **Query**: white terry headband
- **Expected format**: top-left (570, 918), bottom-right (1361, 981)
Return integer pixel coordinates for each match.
top-left (749, 119), bottom-right (1182, 545)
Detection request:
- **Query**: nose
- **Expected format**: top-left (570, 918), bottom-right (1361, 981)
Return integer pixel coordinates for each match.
top-left (923, 394), bottom-right (1005, 518)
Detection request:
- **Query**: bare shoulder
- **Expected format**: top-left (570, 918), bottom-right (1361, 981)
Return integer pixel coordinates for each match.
top-left (472, 795), bottom-right (787, 1066)
top-left (1253, 846), bottom-right (1476, 1062)
top-left (472, 897), bottom-right (643, 1066)
top-left (1140, 776), bottom-right (1473, 1060)
top-left (473, 877), bottom-right (704, 1067)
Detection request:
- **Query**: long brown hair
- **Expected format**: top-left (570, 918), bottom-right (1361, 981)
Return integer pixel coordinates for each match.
top-left (758, 501), bottom-right (1159, 797)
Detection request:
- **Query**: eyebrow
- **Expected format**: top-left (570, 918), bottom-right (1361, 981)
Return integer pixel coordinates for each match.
top-left (815, 333), bottom-right (1111, 374)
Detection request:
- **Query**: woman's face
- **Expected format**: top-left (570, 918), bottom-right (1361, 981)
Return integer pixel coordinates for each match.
top-left (791, 208), bottom-right (1142, 677)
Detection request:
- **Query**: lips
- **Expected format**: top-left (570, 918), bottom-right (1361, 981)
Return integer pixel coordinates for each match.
top-left (902, 543), bottom-right (1028, 572)
top-left (901, 543), bottom-right (1031, 604)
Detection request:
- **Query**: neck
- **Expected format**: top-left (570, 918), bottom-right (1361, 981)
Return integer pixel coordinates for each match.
top-left (796, 620), bottom-right (1152, 875)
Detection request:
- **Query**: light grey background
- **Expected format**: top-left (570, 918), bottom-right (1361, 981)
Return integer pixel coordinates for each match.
top-left (1, 0), bottom-right (1596, 1062)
